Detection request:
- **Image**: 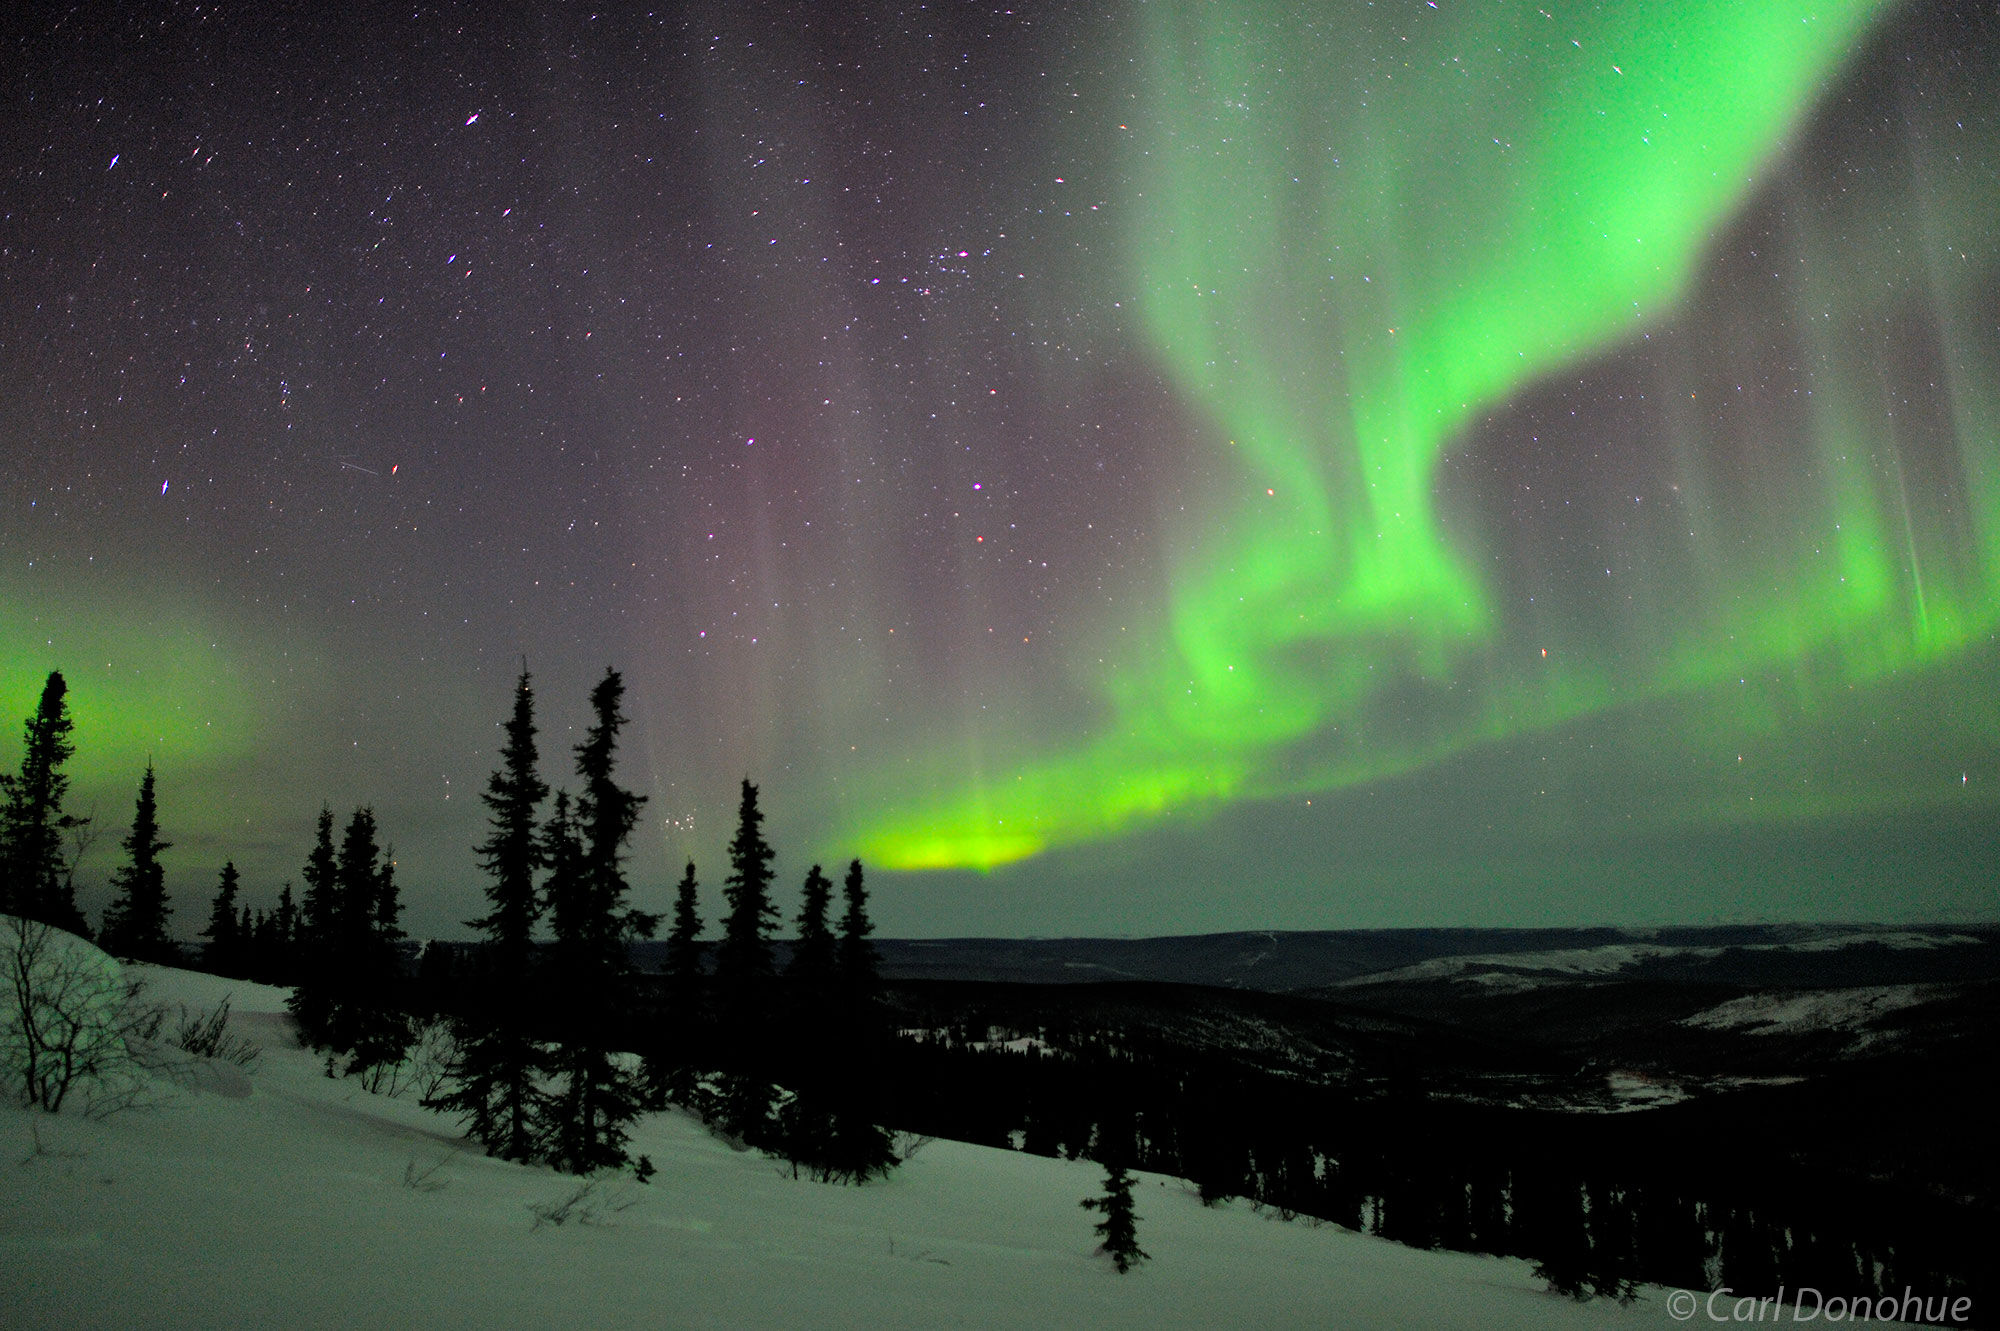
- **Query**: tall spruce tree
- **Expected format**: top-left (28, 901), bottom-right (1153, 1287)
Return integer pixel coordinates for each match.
top-left (717, 780), bottom-right (778, 988)
top-left (374, 848), bottom-right (403, 944)
top-left (837, 858), bottom-right (878, 996)
top-left (788, 864), bottom-right (836, 988)
top-left (290, 807), bottom-right (409, 1076)
top-left (266, 881), bottom-right (299, 983)
top-left (328, 807), bottom-right (411, 1076)
top-left (298, 808), bottom-right (339, 944)
top-left (645, 860), bottom-right (706, 1107)
top-left (664, 862), bottom-right (703, 992)
top-left (433, 670), bottom-right (549, 1161)
top-left (288, 808), bottom-right (341, 1044)
top-left (0, 670), bottom-right (91, 933)
top-left (202, 860), bottom-right (244, 975)
top-left (774, 864), bottom-right (840, 1176)
top-left (541, 669), bottom-right (657, 1174)
top-left (824, 857), bottom-right (897, 1181)
top-left (574, 670), bottom-right (656, 949)
top-left (714, 778), bottom-right (779, 1139)
top-left (101, 762), bottom-right (176, 963)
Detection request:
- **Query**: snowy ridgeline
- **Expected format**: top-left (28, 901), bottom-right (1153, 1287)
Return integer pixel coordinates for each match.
top-left (1, 939), bottom-right (1941, 1329)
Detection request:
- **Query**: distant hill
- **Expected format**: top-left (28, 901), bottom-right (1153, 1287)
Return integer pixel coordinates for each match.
top-left (619, 923), bottom-right (2000, 991)
top-left (853, 923), bottom-right (2000, 992)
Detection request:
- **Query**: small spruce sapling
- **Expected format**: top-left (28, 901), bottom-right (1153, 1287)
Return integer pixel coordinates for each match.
top-left (1081, 1162), bottom-right (1149, 1273)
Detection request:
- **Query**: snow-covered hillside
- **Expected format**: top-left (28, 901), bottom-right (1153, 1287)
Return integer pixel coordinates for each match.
top-left (0, 959), bottom-right (1889, 1329)
top-left (1680, 986), bottom-right (1939, 1045)
top-left (1338, 929), bottom-right (1985, 990)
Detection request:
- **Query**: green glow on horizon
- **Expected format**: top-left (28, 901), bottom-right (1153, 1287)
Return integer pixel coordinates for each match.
top-left (0, 590), bottom-right (264, 793)
top-left (850, 0), bottom-right (2000, 872)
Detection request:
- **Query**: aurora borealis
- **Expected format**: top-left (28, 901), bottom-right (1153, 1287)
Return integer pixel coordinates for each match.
top-left (4, 1), bottom-right (1996, 938)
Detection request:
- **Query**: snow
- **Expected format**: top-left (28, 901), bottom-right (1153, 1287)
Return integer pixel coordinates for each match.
top-left (1679, 985), bottom-right (1940, 1042)
top-left (0, 960), bottom-right (1910, 1329)
top-left (1780, 931), bottom-right (1983, 953)
top-left (1342, 929), bottom-right (1982, 989)
top-left (901, 1026), bottom-right (1055, 1057)
top-left (1601, 1070), bottom-right (1691, 1112)
top-left (1345, 943), bottom-right (1682, 987)
top-left (0, 917), bottom-right (132, 1108)
top-left (0, 916), bottom-right (126, 1042)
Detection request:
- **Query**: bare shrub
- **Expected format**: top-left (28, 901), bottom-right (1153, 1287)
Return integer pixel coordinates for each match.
top-left (402, 1150), bottom-right (456, 1193)
top-left (172, 997), bottom-right (261, 1070)
top-left (351, 1016), bottom-right (459, 1100)
top-left (2, 914), bottom-right (163, 1117)
top-left (401, 1016), bottom-right (461, 1103)
top-left (355, 1055), bottom-right (407, 1098)
top-left (526, 1173), bottom-right (640, 1231)
top-left (892, 1130), bottom-right (937, 1162)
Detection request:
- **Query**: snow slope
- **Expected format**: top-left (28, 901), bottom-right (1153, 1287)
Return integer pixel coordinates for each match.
top-left (1340, 930), bottom-right (1983, 989)
top-left (1680, 985), bottom-right (1938, 1042)
top-left (0, 961), bottom-right (1904, 1329)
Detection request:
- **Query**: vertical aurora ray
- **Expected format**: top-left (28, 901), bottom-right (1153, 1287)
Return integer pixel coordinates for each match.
top-left (845, 0), bottom-right (2000, 872)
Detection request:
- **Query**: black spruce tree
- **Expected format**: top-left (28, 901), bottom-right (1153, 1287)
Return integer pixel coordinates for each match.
top-left (645, 860), bottom-right (706, 1107)
top-left (1082, 1162), bottom-right (1150, 1273)
top-left (772, 864), bottom-right (839, 1175)
top-left (540, 669), bottom-right (657, 1174)
top-left (288, 809), bottom-right (341, 1045)
top-left (432, 670), bottom-right (549, 1162)
top-left (101, 762), bottom-right (176, 963)
top-left (202, 860), bottom-right (244, 976)
top-left (837, 858), bottom-right (879, 998)
top-left (289, 807), bottom-right (410, 1078)
top-left (713, 778), bottom-right (779, 1139)
top-left (788, 864), bottom-right (836, 989)
top-left (802, 858), bottom-right (896, 1181)
top-left (0, 670), bottom-right (91, 933)
top-left (329, 808), bottom-right (411, 1078)
top-left (260, 882), bottom-right (300, 984)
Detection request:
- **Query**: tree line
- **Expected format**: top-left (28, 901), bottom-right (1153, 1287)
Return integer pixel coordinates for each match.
top-left (873, 989), bottom-right (1988, 1306)
top-left (423, 667), bottom-right (895, 1182)
top-left (0, 670), bottom-right (226, 966)
top-left (0, 666), bottom-right (897, 1185)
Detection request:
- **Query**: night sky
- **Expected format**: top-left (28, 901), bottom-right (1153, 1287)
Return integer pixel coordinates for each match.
top-left (5, 1), bottom-right (1997, 940)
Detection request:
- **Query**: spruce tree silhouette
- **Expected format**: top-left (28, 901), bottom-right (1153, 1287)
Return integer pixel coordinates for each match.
top-left (645, 860), bottom-right (706, 1107)
top-left (329, 808), bottom-right (411, 1079)
top-left (0, 670), bottom-right (91, 933)
top-left (714, 778), bottom-right (779, 1141)
top-left (288, 807), bottom-right (409, 1078)
top-left (789, 864), bottom-right (836, 988)
top-left (825, 857), bottom-right (896, 1180)
top-left (774, 864), bottom-right (839, 1176)
top-left (201, 861), bottom-right (244, 975)
top-left (101, 762), bottom-right (175, 963)
top-left (433, 670), bottom-right (550, 1162)
top-left (836, 858), bottom-right (878, 997)
top-left (288, 808), bottom-right (340, 1046)
top-left (664, 863), bottom-right (704, 992)
top-left (540, 669), bottom-right (656, 1174)
top-left (264, 882), bottom-right (299, 983)
top-left (1082, 1162), bottom-right (1150, 1273)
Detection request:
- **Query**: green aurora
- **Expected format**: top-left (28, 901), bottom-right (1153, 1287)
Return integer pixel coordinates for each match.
top-left (849, 0), bottom-right (2000, 872)
top-left (5, 0), bottom-right (1996, 936)
top-left (1, 587), bottom-right (266, 799)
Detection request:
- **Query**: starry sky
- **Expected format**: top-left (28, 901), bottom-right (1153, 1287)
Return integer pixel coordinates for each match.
top-left (4, 0), bottom-right (1997, 941)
